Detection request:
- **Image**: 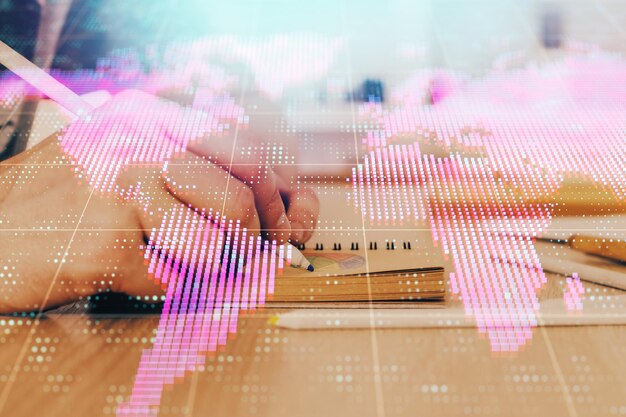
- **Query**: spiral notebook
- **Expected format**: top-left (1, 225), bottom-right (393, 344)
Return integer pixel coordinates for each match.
top-left (271, 232), bottom-right (446, 303)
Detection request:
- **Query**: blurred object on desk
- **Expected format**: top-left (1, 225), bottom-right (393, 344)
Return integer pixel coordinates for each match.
top-left (540, 6), bottom-right (563, 49)
top-left (431, 175), bottom-right (626, 216)
top-left (569, 235), bottom-right (626, 263)
top-left (270, 295), bottom-right (626, 330)
top-left (547, 177), bottom-right (626, 216)
top-left (535, 214), bottom-right (626, 290)
top-left (541, 214), bottom-right (626, 242)
top-left (345, 78), bottom-right (385, 103)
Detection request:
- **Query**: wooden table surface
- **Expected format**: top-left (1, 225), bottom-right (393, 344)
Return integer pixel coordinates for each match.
top-left (1, 180), bottom-right (625, 417)
top-left (0, 273), bottom-right (624, 417)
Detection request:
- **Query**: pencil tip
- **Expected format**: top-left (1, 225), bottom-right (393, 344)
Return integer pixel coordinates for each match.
top-left (307, 264), bottom-right (315, 272)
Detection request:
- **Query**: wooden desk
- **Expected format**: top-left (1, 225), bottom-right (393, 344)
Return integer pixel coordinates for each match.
top-left (1, 179), bottom-right (625, 417)
top-left (0, 274), bottom-right (624, 417)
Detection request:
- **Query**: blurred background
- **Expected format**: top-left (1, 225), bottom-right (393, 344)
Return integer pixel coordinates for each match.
top-left (2, 0), bottom-right (625, 96)
top-left (1, 0), bottom-right (625, 169)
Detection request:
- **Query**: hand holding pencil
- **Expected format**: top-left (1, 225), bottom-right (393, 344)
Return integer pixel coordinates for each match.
top-left (0, 41), bottom-right (319, 314)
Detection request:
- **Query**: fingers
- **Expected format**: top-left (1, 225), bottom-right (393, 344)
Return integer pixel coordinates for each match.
top-left (162, 151), bottom-right (261, 234)
top-left (74, 230), bottom-right (164, 304)
top-left (253, 174), bottom-right (291, 243)
top-left (187, 132), bottom-right (291, 243)
top-left (285, 187), bottom-right (320, 244)
top-left (117, 163), bottom-right (234, 294)
top-left (145, 93), bottom-right (310, 244)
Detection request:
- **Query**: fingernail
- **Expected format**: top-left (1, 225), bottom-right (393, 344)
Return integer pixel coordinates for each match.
top-left (290, 221), bottom-right (304, 242)
top-left (275, 213), bottom-right (291, 243)
top-left (277, 213), bottom-right (290, 229)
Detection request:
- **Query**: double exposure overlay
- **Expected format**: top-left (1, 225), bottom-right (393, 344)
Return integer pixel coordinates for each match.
top-left (0, 1), bottom-right (625, 417)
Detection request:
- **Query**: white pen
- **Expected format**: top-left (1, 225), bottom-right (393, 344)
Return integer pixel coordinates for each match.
top-left (283, 243), bottom-right (314, 272)
top-left (539, 256), bottom-right (626, 291)
top-left (0, 40), bottom-right (94, 117)
top-left (269, 296), bottom-right (626, 329)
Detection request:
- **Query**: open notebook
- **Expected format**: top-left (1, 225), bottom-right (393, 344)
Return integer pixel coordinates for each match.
top-left (271, 233), bottom-right (446, 303)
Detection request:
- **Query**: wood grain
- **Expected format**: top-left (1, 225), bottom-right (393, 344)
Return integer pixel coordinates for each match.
top-left (0, 185), bottom-right (624, 417)
top-left (0, 274), bottom-right (624, 417)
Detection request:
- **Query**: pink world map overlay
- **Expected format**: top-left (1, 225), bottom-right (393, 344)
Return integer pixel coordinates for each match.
top-left (1, 42), bottom-right (624, 415)
top-left (1, 35), bottom-right (343, 417)
top-left (55, 90), bottom-right (289, 416)
top-left (351, 46), bottom-right (625, 351)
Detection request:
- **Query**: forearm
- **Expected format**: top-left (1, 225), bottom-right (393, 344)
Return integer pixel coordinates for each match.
top-left (0, 137), bottom-right (94, 312)
top-left (0, 136), bottom-right (78, 226)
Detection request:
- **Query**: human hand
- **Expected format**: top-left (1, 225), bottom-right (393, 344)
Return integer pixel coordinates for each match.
top-left (0, 90), bottom-right (319, 312)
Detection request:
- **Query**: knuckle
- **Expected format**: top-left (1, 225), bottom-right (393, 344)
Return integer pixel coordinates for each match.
top-left (302, 187), bottom-right (320, 208)
top-left (231, 184), bottom-right (256, 220)
top-left (265, 187), bottom-right (284, 214)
